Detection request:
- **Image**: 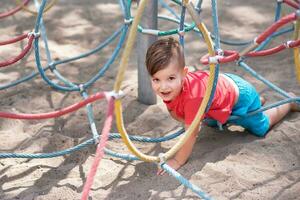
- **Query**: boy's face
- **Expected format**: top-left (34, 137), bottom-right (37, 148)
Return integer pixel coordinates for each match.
top-left (151, 60), bottom-right (187, 102)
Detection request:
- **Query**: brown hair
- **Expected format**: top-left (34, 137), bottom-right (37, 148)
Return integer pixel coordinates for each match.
top-left (145, 37), bottom-right (185, 76)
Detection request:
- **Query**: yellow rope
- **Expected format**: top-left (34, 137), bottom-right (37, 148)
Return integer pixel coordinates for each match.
top-left (293, 21), bottom-right (300, 84)
top-left (114, 0), bottom-right (216, 162)
top-left (15, 0), bottom-right (58, 15)
top-left (113, 0), bottom-right (148, 92)
top-left (164, 0), bottom-right (216, 160)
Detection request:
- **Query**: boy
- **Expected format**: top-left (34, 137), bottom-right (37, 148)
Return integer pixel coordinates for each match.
top-left (145, 37), bottom-right (299, 175)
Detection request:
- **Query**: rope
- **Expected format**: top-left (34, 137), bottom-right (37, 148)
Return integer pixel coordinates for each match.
top-left (114, 0), bottom-right (216, 163)
top-left (32, 1), bottom-right (128, 92)
top-left (0, 92), bottom-right (105, 119)
top-left (15, 0), bottom-right (58, 15)
top-left (0, 32), bottom-right (28, 45)
top-left (0, 130), bottom-right (184, 159)
top-left (0, 0), bottom-right (30, 19)
top-left (293, 19), bottom-right (300, 83)
top-left (162, 164), bottom-right (213, 200)
top-left (81, 95), bottom-right (114, 200)
top-left (0, 34), bottom-right (34, 68)
top-left (283, 0), bottom-right (299, 9)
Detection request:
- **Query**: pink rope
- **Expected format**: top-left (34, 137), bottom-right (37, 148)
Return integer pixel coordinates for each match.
top-left (81, 94), bottom-right (114, 200)
top-left (0, 92), bottom-right (105, 119)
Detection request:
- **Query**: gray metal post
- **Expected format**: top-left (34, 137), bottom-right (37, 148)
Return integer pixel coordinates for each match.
top-left (137, 0), bottom-right (157, 105)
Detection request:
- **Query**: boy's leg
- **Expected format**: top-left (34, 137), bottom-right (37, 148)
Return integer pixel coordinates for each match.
top-left (264, 92), bottom-right (299, 128)
top-left (264, 103), bottom-right (291, 128)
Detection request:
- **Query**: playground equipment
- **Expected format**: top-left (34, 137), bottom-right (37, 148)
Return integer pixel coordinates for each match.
top-left (1, 0), bottom-right (300, 199)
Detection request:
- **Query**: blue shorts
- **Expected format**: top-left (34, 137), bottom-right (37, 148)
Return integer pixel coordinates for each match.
top-left (225, 74), bottom-right (270, 137)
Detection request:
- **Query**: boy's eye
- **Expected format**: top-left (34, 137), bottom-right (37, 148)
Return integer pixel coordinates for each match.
top-left (152, 78), bottom-right (159, 82)
top-left (168, 76), bottom-right (175, 81)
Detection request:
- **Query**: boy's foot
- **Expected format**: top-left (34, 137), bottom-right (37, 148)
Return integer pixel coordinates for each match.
top-left (289, 92), bottom-right (300, 112)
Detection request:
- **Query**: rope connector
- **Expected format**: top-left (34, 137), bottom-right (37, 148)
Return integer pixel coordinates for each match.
top-left (216, 48), bottom-right (224, 56)
top-left (107, 90), bottom-right (125, 99)
top-left (141, 29), bottom-right (160, 36)
top-left (284, 40), bottom-right (293, 48)
top-left (277, 0), bottom-right (283, 3)
top-left (48, 62), bottom-right (56, 71)
top-left (208, 55), bottom-right (223, 64)
top-left (28, 31), bottom-right (40, 39)
top-left (124, 18), bottom-right (133, 25)
top-left (94, 134), bottom-right (100, 144)
top-left (253, 37), bottom-right (258, 45)
top-left (79, 84), bottom-right (85, 93)
top-left (296, 10), bottom-right (300, 19)
top-left (178, 29), bottom-right (185, 37)
top-left (158, 153), bottom-right (166, 167)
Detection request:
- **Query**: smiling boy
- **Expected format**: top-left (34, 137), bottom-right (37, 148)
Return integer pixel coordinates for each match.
top-left (145, 37), bottom-right (299, 175)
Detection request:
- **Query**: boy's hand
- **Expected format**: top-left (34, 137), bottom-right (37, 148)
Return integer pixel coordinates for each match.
top-left (157, 158), bottom-right (183, 175)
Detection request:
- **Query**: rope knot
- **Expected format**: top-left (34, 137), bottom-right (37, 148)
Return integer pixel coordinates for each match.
top-left (48, 62), bottom-right (56, 71)
top-left (124, 18), bottom-right (133, 25)
top-left (208, 55), bottom-right (223, 64)
top-left (27, 31), bottom-right (40, 39)
top-left (178, 29), bottom-right (185, 37)
top-left (107, 90), bottom-right (125, 99)
top-left (158, 153), bottom-right (166, 167)
top-left (79, 84), bottom-right (85, 93)
top-left (296, 10), bottom-right (300, 19)
top-left (284, 40), bottom-right (293, 48)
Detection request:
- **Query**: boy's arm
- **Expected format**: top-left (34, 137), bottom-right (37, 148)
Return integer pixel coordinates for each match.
top-left (157, 124), bottom-right (200, 175)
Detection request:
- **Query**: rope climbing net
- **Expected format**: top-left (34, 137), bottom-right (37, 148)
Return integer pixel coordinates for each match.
top-left (1, 0), bottom-right (300, 199)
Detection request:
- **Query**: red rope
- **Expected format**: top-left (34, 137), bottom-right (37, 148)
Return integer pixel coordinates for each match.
top-left (0, 92), bottom-right (105, 119)
top-left (200, 50), bottom-right (239, 65)
top-left (81, 95), bottom-right (114, 200)
top-left (0, 34), bottom-right (34, 68)
top-left (283, 0), bottom-right (299, 9)
top-left (256, 12), bottom-right (297, 44)
top-left (0, 0), bottom-right (31, 19)
top-left (0, 33), bottom-right (28, 46)
top-left (246, 39), bottom-right (300, 57)
top-left (293, 0), bottom-right (300, 4)
top-left (200, 39), bottom-right (300, 64)
top-left (246, 45), bottom-right (286, 57)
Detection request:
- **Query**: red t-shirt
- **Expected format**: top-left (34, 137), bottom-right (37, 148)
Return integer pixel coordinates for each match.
top-left (164, 71), bottom-right (237, 125)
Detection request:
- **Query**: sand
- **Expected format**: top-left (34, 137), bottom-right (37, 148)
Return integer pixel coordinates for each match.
top-left (0, 0), bottom-right (299, 199)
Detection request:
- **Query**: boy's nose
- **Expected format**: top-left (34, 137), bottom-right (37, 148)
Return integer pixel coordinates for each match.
top-left (160, 82), bottom-right (169, 91)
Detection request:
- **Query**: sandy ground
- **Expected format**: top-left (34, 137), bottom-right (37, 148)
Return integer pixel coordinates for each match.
top-left (0, 0), bottom-right (299, 199)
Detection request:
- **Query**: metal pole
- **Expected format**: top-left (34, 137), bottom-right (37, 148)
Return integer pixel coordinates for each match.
top-left (137, 0), bottom-right (157, 105)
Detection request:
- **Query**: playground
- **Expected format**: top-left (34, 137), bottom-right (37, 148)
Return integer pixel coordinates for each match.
top-left (0, 0), bottom-right (299, 199)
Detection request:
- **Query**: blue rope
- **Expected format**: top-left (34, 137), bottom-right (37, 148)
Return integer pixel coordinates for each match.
top-left (81, 91), bottom-right (100, 142)
top-left (0, 129), bottom-right (184, 158)
top-left (178, 6), bottom-right (186, 46)
top-left (238, 61), bottom-right (293, 98)
top-left (162, 164), bottom-right (213, 200)
top-left (33, 0), bottom-right (128, 92)
top-left (83, 25), bottom-right (128, 89)
top-left (159, 0), bottom-right (180, 20)
top-left (204, 0), bottom-right (220, 112)
top-left (0, 25), bottom-right (126, 91)
top-left (229, 97), bottom-right (300, 120)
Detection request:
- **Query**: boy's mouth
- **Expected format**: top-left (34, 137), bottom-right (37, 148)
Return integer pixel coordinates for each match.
top-left (160, 91), bottom-right (171, 97)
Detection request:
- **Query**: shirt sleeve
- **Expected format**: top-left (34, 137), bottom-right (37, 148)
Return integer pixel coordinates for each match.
top-left (184, 97), bottom-right (205, 125)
